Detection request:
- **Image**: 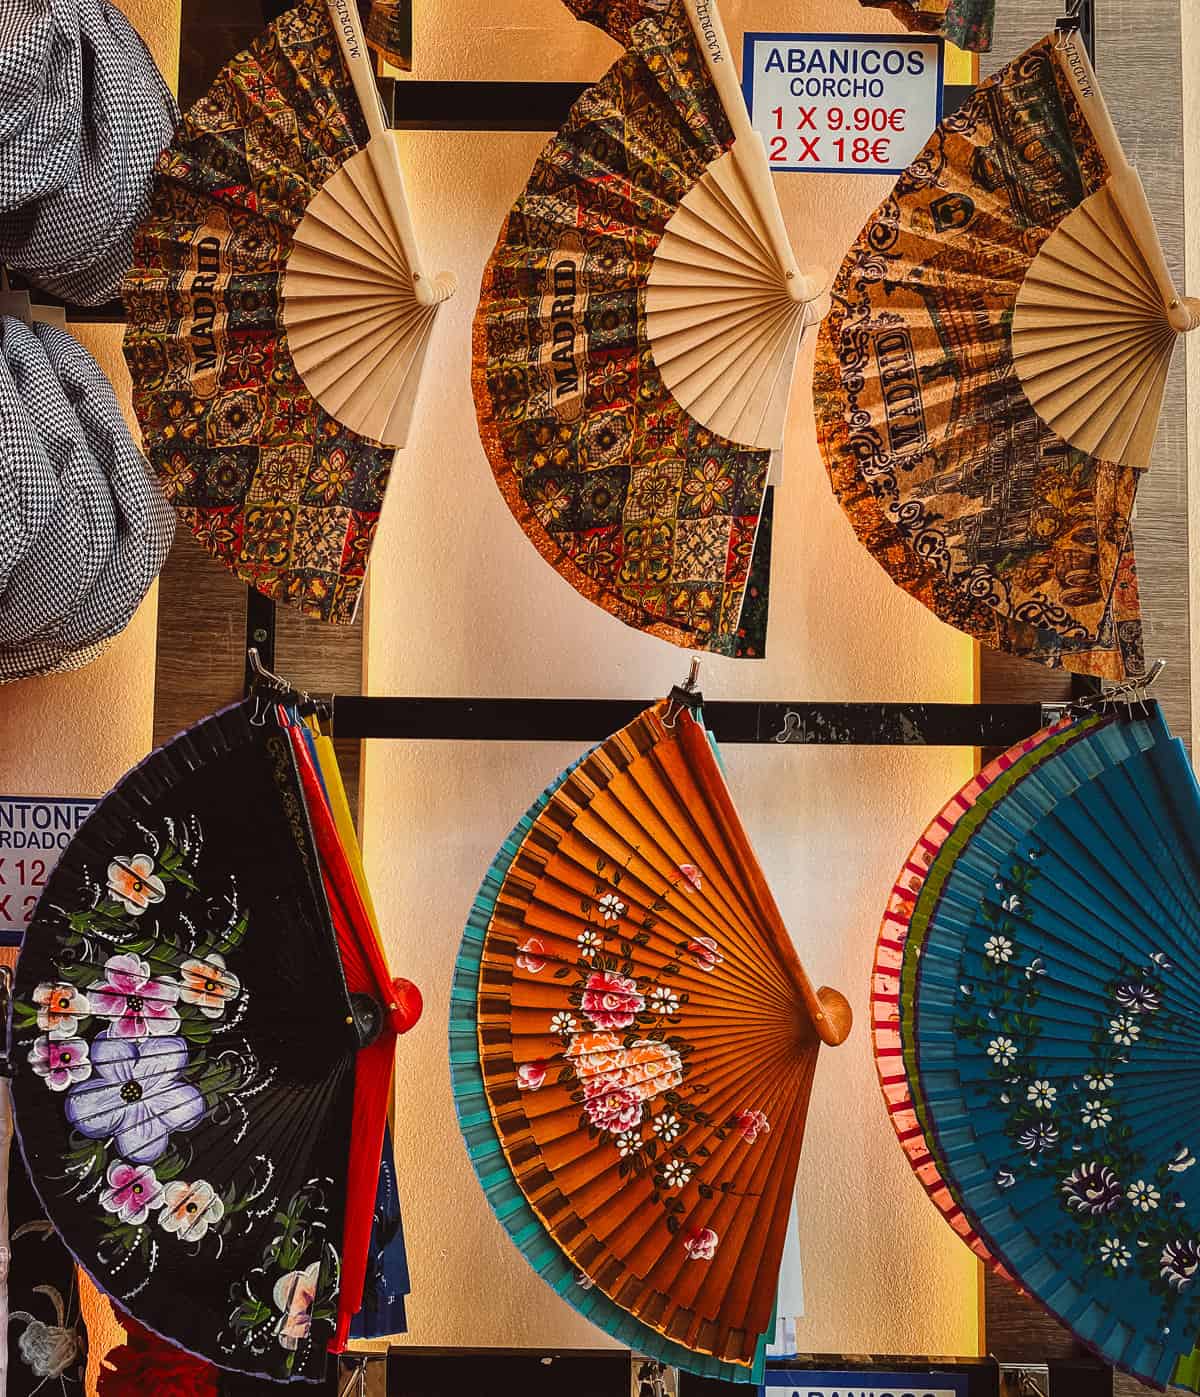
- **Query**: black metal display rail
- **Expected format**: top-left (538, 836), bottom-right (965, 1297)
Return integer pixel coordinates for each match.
top-left (327, 695), bottom-right (1063, 747)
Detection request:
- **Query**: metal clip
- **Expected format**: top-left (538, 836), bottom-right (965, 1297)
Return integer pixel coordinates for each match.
top-left (663, 658), bottom-right (703, 729)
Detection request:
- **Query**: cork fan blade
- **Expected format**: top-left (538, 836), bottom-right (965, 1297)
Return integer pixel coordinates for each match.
top-left (453, 700), bottom-right (850, 1372)
top-left (873, 701), bottom-right (1200, 1392)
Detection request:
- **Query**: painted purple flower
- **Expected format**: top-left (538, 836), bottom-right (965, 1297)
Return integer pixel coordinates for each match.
top-left (28, 1036), bottom-right (91, 1091)
top-left (64, 1037), bottom-right (203, 1164)
top-left (1115, 983), bottom-right (1161, 1014)
top-left (1161, 1238), bottom-right (1200, 1291)
top-left (87, 953), bottom-right (180, 1040)
top-left (100, 1161), bottom-right (165, 1225)
top-left (1061, 1161), bottom-right (1123, 1215)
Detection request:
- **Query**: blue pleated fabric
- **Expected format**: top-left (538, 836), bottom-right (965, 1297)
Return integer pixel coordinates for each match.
top-left (449, 745), bottom-right (767, 1384)
top-left (907, 707), bottom-right (1200, 1389)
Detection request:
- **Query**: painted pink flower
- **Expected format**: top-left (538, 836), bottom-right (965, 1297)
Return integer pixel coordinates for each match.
top-left (583, 1076), bottom-right (643, 1134)
top-left (100, 1160), bottom-right (164, 1225)
top-left (678, 864), bottom-right (702, 892)
top-left (683, 1227), bottom-right (719, 1261)
top-left (516, 938), bottom-right (547, 974)
top-left (28, 1035), bottom-right (91, 1091)
top-left (88, 953), bottom-right (180, 1040)
top-left (517, 1060), bottom-right (548, 1092)
top-left (581, 970), bottom-right (645, 1030)
top-left (687, 936), bottom-right (723, 972)
top-left (735, 1109), bottom-right (770, 1143)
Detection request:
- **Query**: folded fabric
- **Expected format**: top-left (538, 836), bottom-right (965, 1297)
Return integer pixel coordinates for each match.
top-left (0, 317), bottom-right (174, 682)
top-left (0, 0), bottom-right (178, 305)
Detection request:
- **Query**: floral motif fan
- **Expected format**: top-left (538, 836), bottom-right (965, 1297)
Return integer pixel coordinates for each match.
top-left (10, 702), bottom-right (413, 1381)
top-left (474, 0), bottom-right (822, 656)
top-left (452, 697), bottom-right (850, 1370)
top-left (872, 699), bottom-right (1200, 1390)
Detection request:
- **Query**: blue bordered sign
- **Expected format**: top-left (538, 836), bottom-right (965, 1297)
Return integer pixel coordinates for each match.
top-left (0, 796), bottom-right (95, 944)
top-left (762, 1371), bottom-right (970, 1397)
top-left (742, 33), bottom-right (944, 174)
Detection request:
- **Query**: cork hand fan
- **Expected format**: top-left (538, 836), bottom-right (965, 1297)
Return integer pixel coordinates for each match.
top-left (474, 0), bottom-right (823, 657)
top-left (857, 0), bottom-right (995, 51)
top-left (124, 0), bottom-right (453, 624)
top-left (814, 32), bottom-right (1198, 680)
top-left (452, 695), bottom-right (850, 1371)
top-left (872, 695), bottom-right (1200, 1392)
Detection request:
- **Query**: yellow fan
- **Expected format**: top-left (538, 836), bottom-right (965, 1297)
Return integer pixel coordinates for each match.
top-left (644, 0), bottom-right (819, 452)
top-left (1011, 55), bottom-right (1199, 471)
top-left (282, 0), bottom-right (454, 448)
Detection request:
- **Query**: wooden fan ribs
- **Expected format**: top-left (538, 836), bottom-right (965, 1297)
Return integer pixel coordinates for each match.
top-left (473, 705), bottom-right (847, 1363)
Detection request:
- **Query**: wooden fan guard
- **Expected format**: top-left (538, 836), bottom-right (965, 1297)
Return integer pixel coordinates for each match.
top-left (476, 702), bottom-right (850, 1365)
top-left (1011, 32), bottom-right (1199, 470)
top-left (282, 0), bottom-right (454, 448)
top-left (645, 0), bottom-right (822, 454)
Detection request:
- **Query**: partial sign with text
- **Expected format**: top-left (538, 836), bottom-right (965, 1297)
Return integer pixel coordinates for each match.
top-left (0, 796), bottom-right (96, 943)
top-left (743, 33), bottom-right (943, 174)
top-left (761, 1372), bottom-right (970, 1397)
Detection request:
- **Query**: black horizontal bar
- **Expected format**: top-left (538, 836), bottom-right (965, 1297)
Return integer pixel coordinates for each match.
top-left (331, 698), bottom-right (1058, 747)
top-left (384, 79), bottom-right (587, 131)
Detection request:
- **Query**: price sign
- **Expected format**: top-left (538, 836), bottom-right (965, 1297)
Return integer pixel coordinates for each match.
top-left (742, 33), bottom-right (943, 174)
top-left (0, 795), bottom-right (95, 944)
top-left (761, 1371), bottom-right (970, 1397)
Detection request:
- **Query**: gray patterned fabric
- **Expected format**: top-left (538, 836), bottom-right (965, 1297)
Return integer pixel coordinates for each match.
top-left (0, 0), bottom-right (177, 306)
top-left (0, 316), bottom-right (174, 683)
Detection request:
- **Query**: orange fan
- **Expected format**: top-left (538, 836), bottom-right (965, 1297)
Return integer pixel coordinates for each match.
top-left (456, 696), bottom-right (851, 1367)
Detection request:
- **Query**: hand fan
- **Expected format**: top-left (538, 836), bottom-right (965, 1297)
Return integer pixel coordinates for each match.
top-left (10, 701), bottom-right (417, 1381)
top-left (451, 694), bottom-right (850, 1370)
top-left (871, 694), bottom-right (1200, 1390)
top-left (365, 2), bottom-right (412, 70)
top-left (856, 0), bottom-right (994, 51)
top-left (474, 0), bottom-right (823, 657)
top-left (123, 0), bottom-right (454, 624)
top-left (814, 31), bottom-right (1198, 680)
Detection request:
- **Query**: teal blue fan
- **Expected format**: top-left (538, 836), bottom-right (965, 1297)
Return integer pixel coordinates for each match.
top-left (449, 750), bottom-right (768, 1384)
top-left (875, 699), bottom-right (1200, 1391)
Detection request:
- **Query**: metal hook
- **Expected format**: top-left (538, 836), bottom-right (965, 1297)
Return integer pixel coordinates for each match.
top-left (663, 658), bottom-right (703, 729)
top-left (246, 647), bottom-right (290, 693)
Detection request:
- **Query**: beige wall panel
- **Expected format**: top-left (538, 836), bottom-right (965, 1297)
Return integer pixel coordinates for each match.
top-left (364, 15), bottom-right (979, 1351)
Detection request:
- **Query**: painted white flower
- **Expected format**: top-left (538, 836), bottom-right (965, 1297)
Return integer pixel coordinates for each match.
top-left (995, 1170), bottom-right (1016, 1189)
top-left (1116, 982), bottom-right (1161, 1014)
top-left (598, 893), bottom-right (625, 922)
top-left (1127, 1179), bottom-right (1161, 1212)
top-left (158, 1178), bottom-right (224, 1242)
top-left (663, 1158), bottom-right (693, 1188)
top-left (550, 1012), bottom-right (578, 1035)
top-left (577, 929), bottom-right (603, 960)
top-left (1084, 1072), bottom-right (1114, 1092)
top-left (1026, 1079), bottom-right (1056, 1110)
top-left (987, 1036), bottom-right (1017, 1067)
top-left (984, 936), bottom-right (1014, 964)
top-left (1149, 951), bottom-right (1174, 969)
top-left (1099, 1237), bottom-right (1131, 1269)
top-left (652, 1112), bottom-right (682, 1142)
top-left (1109, 1015), bottom-right (1140, 1046)
top-left (648, 987), bottom-right (680, 1016)
top-left (1001, 895), bottom-right (1022, 914)
top-left (1081, 1100), bottom-right (1112, 1130)
top-left (615, 1130), bottom-right (642, 1158)
top-left (1025, 958), bottom-right (1047, 980)
top-left (1169, 1147), bottom-right (1196, 1174)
